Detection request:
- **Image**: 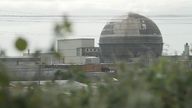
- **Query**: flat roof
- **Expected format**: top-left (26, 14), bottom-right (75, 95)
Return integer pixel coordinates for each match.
top-left (0, 57), bottom-right (40, 61)
top-left (57, 38), bottom-right (95, 41)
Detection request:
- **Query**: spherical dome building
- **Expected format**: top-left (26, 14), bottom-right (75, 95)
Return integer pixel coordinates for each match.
top-left (99, 13), bottom-right (163, 63)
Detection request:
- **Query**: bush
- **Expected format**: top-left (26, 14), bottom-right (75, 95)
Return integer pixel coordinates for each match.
top-left (1, 59), bottom-right (192, 108)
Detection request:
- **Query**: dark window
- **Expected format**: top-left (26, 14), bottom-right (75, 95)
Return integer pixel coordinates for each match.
top-left (16, 60), bottom-right (19, 65)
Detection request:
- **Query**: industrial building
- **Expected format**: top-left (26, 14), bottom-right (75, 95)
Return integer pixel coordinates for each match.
top-left (57, 38), bottom-right (100, 64)
top-left (99, 13), bottom-right (163, 63)
top-left (53, 13), bottom-right (163, 64)
top-left (0, 57), bottom-right (40, 80)
top-left (0, 12), bottom-right (191, 81)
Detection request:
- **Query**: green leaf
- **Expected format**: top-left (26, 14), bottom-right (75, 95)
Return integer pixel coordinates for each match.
top-left (15, 37), bottom-right (28, 51)
top-left (54, 24), bottom-right (62, 37)
top-left (63, 20), bottom-right (72, 33)
top-left (53, 15), bottom-right (72, 37)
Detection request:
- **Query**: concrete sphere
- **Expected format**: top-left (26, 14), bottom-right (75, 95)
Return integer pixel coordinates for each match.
top-left (99, 13), bottom-right (163, 63)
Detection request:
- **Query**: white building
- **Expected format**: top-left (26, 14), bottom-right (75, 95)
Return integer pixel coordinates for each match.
top-left (57, 38), bottom-right (100, 64)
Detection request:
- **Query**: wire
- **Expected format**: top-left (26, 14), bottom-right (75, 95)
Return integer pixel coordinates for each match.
top-left (0, 14), bottom-right (191, 18)
top-left (0, 13), bottom-right (191, 24)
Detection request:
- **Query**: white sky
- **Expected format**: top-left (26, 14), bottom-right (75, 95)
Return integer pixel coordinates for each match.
top-left (0, 0), bottom-right (192, 56)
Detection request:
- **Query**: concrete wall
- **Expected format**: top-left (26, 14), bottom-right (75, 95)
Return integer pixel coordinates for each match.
top-left (0, 57), bottom-right (40, 81)
top-left (23, 53), bottom-right (65, 65)
top-left (0, 57), bottom-right (82, 81)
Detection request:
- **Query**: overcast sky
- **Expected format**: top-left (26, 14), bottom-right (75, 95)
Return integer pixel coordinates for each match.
top-left (0, 0), bottom-right (192, 56)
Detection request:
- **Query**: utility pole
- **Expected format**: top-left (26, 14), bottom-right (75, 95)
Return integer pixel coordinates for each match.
top-left (38, 64), bottom-right (41, 85)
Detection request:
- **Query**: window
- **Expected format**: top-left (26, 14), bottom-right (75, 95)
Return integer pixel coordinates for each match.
top-left (16, 60), bottom-right (19, 65)
top-left (76, 48), bottom-right (81, 56)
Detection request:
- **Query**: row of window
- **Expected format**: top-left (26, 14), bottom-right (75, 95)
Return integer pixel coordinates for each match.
top-left (85, 48), bottom-right (99, 52)
top-left (76, 48), bottom-right (100, 56)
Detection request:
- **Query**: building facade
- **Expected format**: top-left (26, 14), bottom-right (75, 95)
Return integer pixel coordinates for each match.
top-left (57, 38), bottom-right (100, 64)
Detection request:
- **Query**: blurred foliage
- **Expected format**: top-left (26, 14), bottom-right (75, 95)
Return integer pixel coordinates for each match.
top-left (54, 66), bottom-right (88, 83)
top-left (15, 37), bottom-right (28, 51)
top-left (0, 63), bottom-right (9, 87)
top-left (1, 60), bottom-right (192, 108)
top-left (54, 15), bottom-right (72, 37)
